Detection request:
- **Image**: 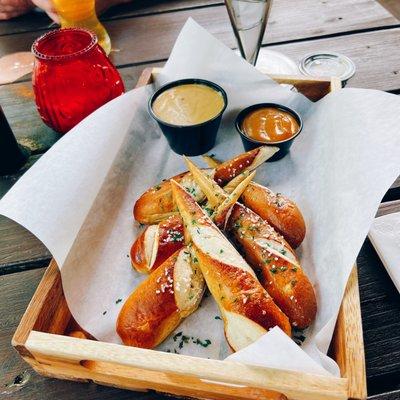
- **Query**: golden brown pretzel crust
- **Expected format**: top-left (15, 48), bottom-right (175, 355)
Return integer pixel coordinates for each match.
top-left (241, 182), bottom-right (306, 249)
top-left (133, 148), bottom-right (265, 225)
top-left (194, 245), bottom-right (292, 336)
top-left (133, 172), bottom-right (187, 224)
top-left (131, 215), bottom-right (184, 273)
top-left (171, 180), bottom-right (291, 350)
top-left (213, 148), bottom-right (259, 186)
top-left (117, 252), bottom-right (181, 348)
top-left (227, 203), bottom-right (316, 329)
top-left (130, 227), bottom-right (148, 273)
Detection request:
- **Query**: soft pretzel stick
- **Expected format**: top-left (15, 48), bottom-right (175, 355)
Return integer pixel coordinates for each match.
top-left (133, 146), bottom-right (277, 225)
top-left (121, 172), bottom-right (255, 347)
top-left (130, 215), bottom-right (184, 274)
top-left (201, 154), bottom-right (222, 168)
top-left (117, 247), bottom-right (205, 348)
top-left (186, 159), bottom-right (316, 329)
top-left (130, 170), bottom-right (255, 274)
top-left (203, 155), bottom-right (305, 248)
top-left (171, 179), bottom-right (291, 351)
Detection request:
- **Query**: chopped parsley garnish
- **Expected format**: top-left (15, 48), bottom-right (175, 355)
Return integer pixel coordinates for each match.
top-left (169, 231), bottom-right (183, 242)
top-left (178, 335), bottom-right (190, 349)
top-left (194, 338), bottom-right (211, 348)
top-left (173, 332), bottom-right (182, 341)
top-left (115, 298), bottom-right (122, 304)
top-left (204, 207), bottom-right (213, 216)
top-left (185, 187), bottom-right (196, 195)
top-left (293, 328), bottom-right (306, 346)
top-left (215, 316), bottom-right (222, 320)
top-left (102, 311), bottom-right (107, 315)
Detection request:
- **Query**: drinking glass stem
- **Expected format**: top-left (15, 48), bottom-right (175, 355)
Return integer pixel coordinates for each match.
top-left (225, 0), bottom-right (273, 66)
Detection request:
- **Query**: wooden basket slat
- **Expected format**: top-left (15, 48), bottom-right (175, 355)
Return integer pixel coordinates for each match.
top-left (330, 268), bottom-right (367, 400)
top-left (25, 331), bottom-right (347, 400)
top-left (12, 69), bottom-right (366, 400)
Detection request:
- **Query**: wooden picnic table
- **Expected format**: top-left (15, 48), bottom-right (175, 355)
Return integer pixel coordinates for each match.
top-left (1, 1), bottom-right (400, 399)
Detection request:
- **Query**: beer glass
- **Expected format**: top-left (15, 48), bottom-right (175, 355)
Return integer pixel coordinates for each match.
top-left (52, 0), bottom-right (111, 55)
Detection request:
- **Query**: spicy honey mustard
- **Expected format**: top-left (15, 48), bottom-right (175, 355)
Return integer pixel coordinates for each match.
top-left (152, 83), bottom-right (225, 126)
top-left (242, 107), bottom-right (299, 143)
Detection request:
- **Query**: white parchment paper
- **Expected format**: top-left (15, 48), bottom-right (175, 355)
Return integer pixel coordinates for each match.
top-left (1, 19), bottom-right (400, 377)
top-left (369, 212), bottom-right (400, 293)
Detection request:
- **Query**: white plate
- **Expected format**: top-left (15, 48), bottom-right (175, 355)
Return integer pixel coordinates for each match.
top-left (234, 48), bottom-right (299, 75)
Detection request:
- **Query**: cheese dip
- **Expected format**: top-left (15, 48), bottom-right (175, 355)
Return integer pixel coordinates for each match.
top-left (152, 83), bottom-right (225, 126)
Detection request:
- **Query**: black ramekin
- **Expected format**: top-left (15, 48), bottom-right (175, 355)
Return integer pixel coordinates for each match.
top-left (235, 103), bottom-right (303, 162)
top-left (149, 78), bottom-right (227, 156)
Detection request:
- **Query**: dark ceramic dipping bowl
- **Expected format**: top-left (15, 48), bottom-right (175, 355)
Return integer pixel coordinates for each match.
top-left (149, 78), bottom-right (227, 156)
top-left (235, 103), bottom-right (303, 161)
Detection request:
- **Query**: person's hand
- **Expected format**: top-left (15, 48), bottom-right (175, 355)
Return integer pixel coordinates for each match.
top-left (0, 0), bottom-right (130, 21)
top-left (31, 0), bottom-right (59, 22)
top-left (33, 0), bottom-right (132, 20)
top-left (0, 0), bottom-right (34, 20)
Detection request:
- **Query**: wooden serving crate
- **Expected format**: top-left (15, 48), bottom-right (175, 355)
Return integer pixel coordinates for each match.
top-left (13, 69), bottom-right (367, 400)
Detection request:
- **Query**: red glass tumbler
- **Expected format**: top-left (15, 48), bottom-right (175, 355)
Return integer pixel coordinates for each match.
top-left (32, 28), bottom-right (124, 134)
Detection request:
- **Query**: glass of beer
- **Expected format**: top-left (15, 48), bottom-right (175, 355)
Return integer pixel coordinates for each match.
top-left (52, 0), bottom-right (111, 55)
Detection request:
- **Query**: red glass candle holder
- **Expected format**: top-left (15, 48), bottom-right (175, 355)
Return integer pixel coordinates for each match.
top-left (32, 28), bottom-right (125, 134)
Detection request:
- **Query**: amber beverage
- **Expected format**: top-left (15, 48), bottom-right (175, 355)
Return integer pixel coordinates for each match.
top-left (52, 0), bottom-right (111, 54)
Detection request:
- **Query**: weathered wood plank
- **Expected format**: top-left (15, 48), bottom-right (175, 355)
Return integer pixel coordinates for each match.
top-left (378, 0), bottom-right (400, 19)
top-left (0, 268), bottom-right (168, 400)
top-left (0, 0), bottom-right (398, 63)
top-left (0, 216), bottom-right (50, 275)
top-left (270, 28), bottom-right (400, 91)
top-left (375, 200), bottom-right (400, 217)
top-left (0, 0), bottom-right (222, 36)
top-left (356, 200), bottom-right (400, 397)
top-left (369, 390), bottom-right (400, 400)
